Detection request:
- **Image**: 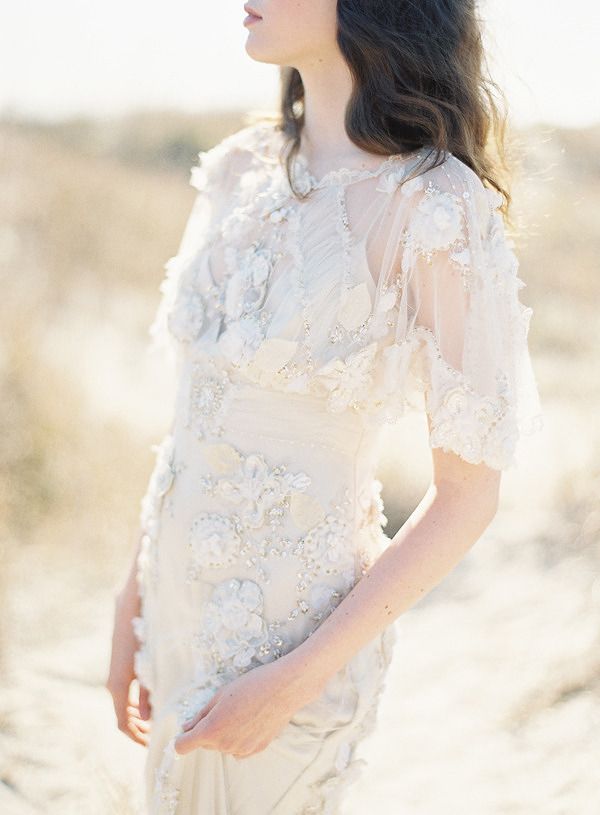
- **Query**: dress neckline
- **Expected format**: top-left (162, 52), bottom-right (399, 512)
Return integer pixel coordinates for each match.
top-left (291, 149), bottom-right (423, 191)
top-left (257, 122), bottom-right (425, 192)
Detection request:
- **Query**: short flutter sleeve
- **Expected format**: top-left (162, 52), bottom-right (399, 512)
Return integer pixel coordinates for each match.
top-left (375, 156), bottom-right (543, 470)
top-left (146, 135), bottom-right (239, 362)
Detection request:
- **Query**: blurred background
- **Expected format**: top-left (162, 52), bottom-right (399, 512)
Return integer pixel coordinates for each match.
top-left (1, 2), bottom-right (599, 813)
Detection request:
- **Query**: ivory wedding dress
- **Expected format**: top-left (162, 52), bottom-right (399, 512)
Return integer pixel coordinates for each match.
top-left (132, 119), bottom-right (543, 814)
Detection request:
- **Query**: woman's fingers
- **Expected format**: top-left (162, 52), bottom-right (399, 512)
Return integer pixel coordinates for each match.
top-left (174, 716), bottom-right (217, 755)
top-left (181, 690), bottom-right (221, 731)
top-left (108, 681), bottom-right (152, 747)
top-left (126, 706), bottom-right (152, 732)
top-left (138, 685), bottom-right (152, 721)
top-left (121, 709), bottom-right (151, 746)
top-left (115, 703), bottom-right (149, 746)
top-left (123, 716), bottom-right (150, 747)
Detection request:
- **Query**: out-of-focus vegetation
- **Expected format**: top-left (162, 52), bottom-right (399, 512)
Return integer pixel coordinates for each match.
top-left (0, 111), bottom-right (598, 814)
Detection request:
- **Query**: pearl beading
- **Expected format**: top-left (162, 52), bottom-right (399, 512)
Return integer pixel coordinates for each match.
top-left (185, 356), bottom-right (233, 441)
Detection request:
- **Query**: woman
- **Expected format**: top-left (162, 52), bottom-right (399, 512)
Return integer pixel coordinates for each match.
top-left (106, 1), bottom-right (543, 812)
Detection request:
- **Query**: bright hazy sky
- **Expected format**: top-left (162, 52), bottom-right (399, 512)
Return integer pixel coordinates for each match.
top-left (1, 1), bottom-right (597, 128)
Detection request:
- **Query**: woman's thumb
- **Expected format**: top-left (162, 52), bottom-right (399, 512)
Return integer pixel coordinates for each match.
top-left (181, 689), bottom-right (220, 731)
top-left (139, 684), bottom-right (152, 720)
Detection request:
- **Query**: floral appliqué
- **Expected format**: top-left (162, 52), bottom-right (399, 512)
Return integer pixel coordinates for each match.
top-left (185, 353), bottom-right (235, 441)
top-left (426, 371), bottom-right (517, 470)
top-left (208, 445), bottom-right (312, 527)
top-left (217, 242), bottom-right (281, 367)
top-left (315, 342), bottom-right (379, 412)
top-left (165, 256), bottom-right (207, 344)
top-left (188, 442), bottom-right (312, 578)
top-left (192, 577), bottom-right (291, 682)
top-left (139, 433), bottom-right (182, 546)
top-left (410, 182), bottom-right (465, 253)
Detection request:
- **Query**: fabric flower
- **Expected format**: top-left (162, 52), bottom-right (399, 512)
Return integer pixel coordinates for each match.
top-left (301, 510), bottom-right (353, 565)
top-left (375, 167), bottom-right (408, 194)
top-left (370, 287), bottom-right (398, 339)
top-left (290, 155), bottom-right (314, 195)
top-left (201, 578), bottom-right (270, 669)
top-left (217, 315), bottom-right (264, 366)
top-left (400, 175), bottom-right (425, 198)
top-left (223, 247), bottom-right (273, 320)
top-left (215, 451), bottom-right (312, 529)
top-left (189, 512), bottom-right (241, 569)
top-left (189, 142), bottom-right (230, 192)
top-left (189, 164), bottom-right (209, 192)
top-left (246, 247), bottom-right (272, 288)
top-left (167, 281), bottom-right (205, 343)
top-left (150, 435), bottom-right (177, 496)
top-left (268, 206), bottom-right (291, 223)
top-left (315, 342), bottom-right (379, 413)
top-left (139, 435), bottom-right (178, 539)
top-left (411, 189), bottom-right (464, 252)
top-left (220, 207), bottom-right (257, 245)
top-left (427, 378), bottom-right (518, 469)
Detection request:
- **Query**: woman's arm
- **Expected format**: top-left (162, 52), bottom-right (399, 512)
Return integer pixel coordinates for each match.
top-left (282, 441), bottom-right (501, 696)
top-left (113, 533), bottom-right (143, 614)
top-left (105, 533), bottom-right (152, 746)
top-left (174, 443), bottom-right (501, 758)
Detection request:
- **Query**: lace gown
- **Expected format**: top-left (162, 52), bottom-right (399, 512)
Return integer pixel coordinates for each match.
top-left (132, 120), bottom-right (543, 814)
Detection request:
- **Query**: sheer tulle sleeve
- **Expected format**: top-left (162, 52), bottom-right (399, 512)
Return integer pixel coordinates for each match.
top-left (145, 136), bottom-right (238, 363)
top-left (374, 155), bottom-right (544, 470)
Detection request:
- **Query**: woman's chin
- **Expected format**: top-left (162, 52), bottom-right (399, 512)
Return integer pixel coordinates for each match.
top-left (244, 40), bottom-right (287, 66)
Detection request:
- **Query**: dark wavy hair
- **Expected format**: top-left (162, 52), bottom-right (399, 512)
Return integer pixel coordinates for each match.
top-left (249, 0), bottom-right (513, 221)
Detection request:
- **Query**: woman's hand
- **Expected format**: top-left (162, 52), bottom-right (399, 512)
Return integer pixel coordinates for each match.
top-left (106, 673), bottom-right (152, 748)
top-left (174, 656), bottom-right (324, 759)
top-left (105, 582), bottom-right (152, 748)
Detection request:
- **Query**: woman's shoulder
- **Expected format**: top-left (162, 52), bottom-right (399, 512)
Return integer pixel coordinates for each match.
top-left (406, 151), bottom-right (503, 218)
top-left (190, 119), bottom-right (278, 193)
top-left (393, 150), bottom-right (506, 250)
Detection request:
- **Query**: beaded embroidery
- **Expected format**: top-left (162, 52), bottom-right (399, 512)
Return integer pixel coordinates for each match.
top-left (153, 738), bottom-right (181, 815)
top-left (184, 355), bottom-right (234, 441)
top-left (138, 118), bottom-right (542, 815)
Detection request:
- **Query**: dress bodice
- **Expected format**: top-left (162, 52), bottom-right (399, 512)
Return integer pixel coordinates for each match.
top-left (148, 119), bottom-right (543, 472)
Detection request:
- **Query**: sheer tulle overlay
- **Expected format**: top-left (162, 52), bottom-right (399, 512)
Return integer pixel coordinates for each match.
top-left (134, 121), bottom-right (543, 814)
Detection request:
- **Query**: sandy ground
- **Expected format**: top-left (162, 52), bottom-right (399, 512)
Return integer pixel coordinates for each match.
top-left (1, 392), bottom-right (598, 815)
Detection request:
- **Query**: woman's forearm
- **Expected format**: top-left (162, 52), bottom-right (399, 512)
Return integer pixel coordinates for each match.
top-left (106, 532), bottom-right (144, 690)
top-left (114, 532), bottom-right (144, 614)
top-left (282, 480), bottom-right (498, 694)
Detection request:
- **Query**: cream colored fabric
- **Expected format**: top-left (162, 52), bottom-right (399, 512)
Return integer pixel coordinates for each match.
top-left (134, 121), bottom-right (543, 814)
